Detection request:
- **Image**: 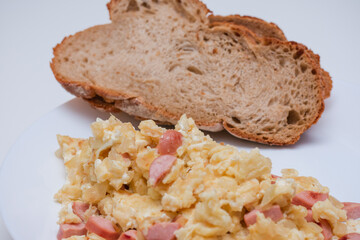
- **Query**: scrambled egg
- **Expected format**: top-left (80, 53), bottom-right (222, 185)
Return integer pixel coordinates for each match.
top-left (55, 115), bottom-right (358, 240)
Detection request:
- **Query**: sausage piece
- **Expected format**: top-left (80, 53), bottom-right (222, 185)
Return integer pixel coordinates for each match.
top-left (85, 216), bottom-right (120, 240)
top-left (339, 233), bottom-right (360, 240)
top-left (244, 205), bottom-right (283, 227)
top-left (118, 230), bottom-right (137, 240)
top-left (343, 202), bottom-right (360, 220)
top-left (292, 191), bottom-right (328, 209)
top-left (244, 209), bottom-right (260, 227)
top-left (319, 220), bottom-right (333, 240)
top-left (157, 130), bottom-right (182, 155)
top-left (149, 155), bottom-right (177, 186)
top-left (305, 209), bottom-right (315, 223)
top-left (72, 202), bottom-right (90, 221)
top-left (145, 222), bottom-right (180, 240)
top-left (57, 223), bottom-right (87, 240)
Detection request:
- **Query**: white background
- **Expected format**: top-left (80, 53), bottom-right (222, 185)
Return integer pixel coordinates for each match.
top-left (0, 0), bottom-right (359, 239)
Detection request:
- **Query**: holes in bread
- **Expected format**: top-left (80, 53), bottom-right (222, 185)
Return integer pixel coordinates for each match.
top-left (300, 63), bottom-right (308, 73)
top-left (279, 58), bottom-right (285, 67)
top-left (226, 123), bottom-right (235, 129)
top-left (187, 66), bottom-right (203, 75)
top-left (144, 9), bottom-right (155, 14)
top-left (141, 1), bottom-right (151, 9)
top-left (169, 64), bottom-right (179, 72)
top-left (267, 97), bottom-right (277, 106)
top-left (173, 0), bottom-right (196, 22)
top-left (293, 49), bottom-right (304, 60)
top-left (295, 68), bottom-right (300, 77)
top-left (287, 110), bottom-right (300, 125)
top-left (231, 117), bottom-right (241, 124)
top-left (263, 39), bottom-right (272, 46)
top-left (283, 48), bottom-right (289, 53)
top-left (126, 0), bottom-right (140, 12)
top-left (203, 36), bottom-right (209, 42)
top-left (64, 57), bottom-right (69, 62)
top-left (311, 69), bottom-right (317, 75)
top-left (303, 109), bottom-right (310, 117)
top-left (262, 126), bottom-right (275, 132)
top-left (83, 57), bottom-right (88, 63)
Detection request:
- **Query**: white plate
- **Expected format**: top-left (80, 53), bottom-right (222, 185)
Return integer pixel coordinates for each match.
top-left (1, 80), bottom-right (360, 240)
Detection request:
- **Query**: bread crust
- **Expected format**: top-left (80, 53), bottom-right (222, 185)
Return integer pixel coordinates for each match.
top-left (84, 97), bottom-right (120, 112)
top-left (51, 0), bottom-right (329, 145)
top-left (209, 14), bottom-right (287, 41)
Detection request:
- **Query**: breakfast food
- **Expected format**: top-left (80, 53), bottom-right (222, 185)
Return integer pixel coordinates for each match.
top-left (51, 0), bottom-right (331, 145)
top-left (55, 115), bottom-right (359, 240)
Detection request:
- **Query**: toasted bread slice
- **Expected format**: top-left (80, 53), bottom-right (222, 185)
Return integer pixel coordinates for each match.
top-left (51, 0), bottom-right (327, 145)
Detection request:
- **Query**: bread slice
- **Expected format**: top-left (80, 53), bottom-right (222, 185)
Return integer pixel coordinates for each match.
top-left (51, 0), bottom-right (328, 145)
top-left (108, 5), bottom-right (332, 99)
top-left (209, 14), bottom-right (332, 99)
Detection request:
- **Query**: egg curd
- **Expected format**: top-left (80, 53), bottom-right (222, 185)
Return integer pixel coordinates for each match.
top-left (55, 115), bottom-right (360, 240)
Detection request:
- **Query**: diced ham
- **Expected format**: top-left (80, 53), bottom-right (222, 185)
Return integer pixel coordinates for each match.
top-left (244, 209), bottom-right (260, 227)
top-left (72, 202), bottom-right (90, 221)
top-left (339, 233), bottom-right (360, 240)
top-left (343, 202), bottom-right (360, 220)
top-left (305, 209), bottom-right (315, 222)
top-left (244, 205), bottom-right (283, 227)
top-left (291, 191), bottom-right (328, 209)
top-left (157, 130), bottom-right (182, 155)
top-left (319, 219), bottom-right (333, 240)
top-left (145, 222), bottom-right (180, 240)
top-left (85, 216), bottom-right (120, 240)
top-left (262, 205), bottom-right (283, 222)
top-left (57, 223), bottom-right (87, 240)
top-left (118, 230), bottom-right (137, 240)
top-left (149, 155), bottom-right (177, 185)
